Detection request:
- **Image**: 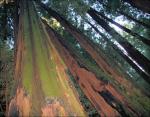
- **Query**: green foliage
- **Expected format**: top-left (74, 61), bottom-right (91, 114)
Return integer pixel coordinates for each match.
top-left (0, 40), bottom-right (14, 115)
top-left (107, 0), bottom-right (122, 11)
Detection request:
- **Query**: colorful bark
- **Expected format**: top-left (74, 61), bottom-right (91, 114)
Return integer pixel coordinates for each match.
top-left (42, 20), bottom-right (141, 116)
top-left (39, 3), bottom-right (136, 90)
top-left (8, 0), bottom-right (85, 116)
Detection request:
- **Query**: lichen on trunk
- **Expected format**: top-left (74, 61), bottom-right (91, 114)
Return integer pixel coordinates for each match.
top-left (8, 0), bottom-right (86, 116)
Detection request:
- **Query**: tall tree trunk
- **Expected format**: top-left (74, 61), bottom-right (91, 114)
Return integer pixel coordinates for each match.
top-left (38, 2), bottom-right (135, 89)
top-left (88, 9), bottom-right (150, 84)
top-left (13, 0), bottom-right (19, 53)
top-left (119, 11), bottom-right (150, 29)
top-left (88, 21), bottom-right (150, 92)
top-left (89, 8), bottom-right (150, 46)
top-left (123, 0), bottom-right (150, 13)
top-left (8, 0), bottom-right (85, 116)
top-left (13, 0), bottom-right (20, 70)
top-left (97, 0), bottom-right (150, 29)
top-left (42, 19), bottom-right (139, 116)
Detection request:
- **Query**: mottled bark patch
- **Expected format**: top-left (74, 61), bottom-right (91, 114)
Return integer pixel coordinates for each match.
top-left (8, 88), bottom-right (31, 117)
top-left (42, 99), bottom-right (67, 117)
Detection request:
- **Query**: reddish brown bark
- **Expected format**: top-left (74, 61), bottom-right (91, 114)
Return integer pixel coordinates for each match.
top-left (87, 21), bottom-right (150, 87)
top-left (39, 3), bottom-right (135, 89)
top-left (9, 0), bottom-right (86, 116)
top-left (42, 20), bottom-right (139, 116)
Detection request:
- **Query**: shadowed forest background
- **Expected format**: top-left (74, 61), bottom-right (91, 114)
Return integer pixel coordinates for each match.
top-left (0, 0), bottom-right (150, 116)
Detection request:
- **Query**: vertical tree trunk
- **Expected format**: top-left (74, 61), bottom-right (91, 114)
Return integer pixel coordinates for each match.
top-left (88, 9), bottom-right (150, 83)
top-left (13, 0), bottom-right (19, 54)
top-left (8, 0), bottom-right (85, 116)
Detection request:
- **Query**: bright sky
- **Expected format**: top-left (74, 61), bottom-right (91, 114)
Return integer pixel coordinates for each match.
top-left (42, 0), bottom-right (49, 4)
top-left (110, 15), bottom-right (130, 33)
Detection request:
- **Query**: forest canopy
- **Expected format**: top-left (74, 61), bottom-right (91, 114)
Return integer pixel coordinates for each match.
top-left (0, 0), bottom-right (150, 116)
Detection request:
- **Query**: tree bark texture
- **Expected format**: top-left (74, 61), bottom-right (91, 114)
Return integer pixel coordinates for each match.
top-left (8, 0), bottom-right (85, 116)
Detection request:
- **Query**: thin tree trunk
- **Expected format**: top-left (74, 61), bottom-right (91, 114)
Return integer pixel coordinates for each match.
top-left (89, 8), bottom-right (150, 46)
top-left (42, 19), bottom-right (139, 116)
top-left (123, 0), bottom-right (150, 14)
top-left (88, 9), bottom-right (150, 84)
top-left (119, 11), bottom-right (150, 29)
top-left (13, 0), bottom-right (19, 53)
top-left (97, 0), bottom-right (150, 29)
top-left (8, 0), bottom-right (85, 116)
top-left (13, 0), bottom-right (20, 71)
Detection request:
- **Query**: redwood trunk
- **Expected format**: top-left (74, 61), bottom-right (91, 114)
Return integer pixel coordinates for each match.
top-left (8, 0), bottom-right (85, 116)
top-left (39, 2), bottom-right (134, 88)
top-left (42, 20), bottom-right (139, 116)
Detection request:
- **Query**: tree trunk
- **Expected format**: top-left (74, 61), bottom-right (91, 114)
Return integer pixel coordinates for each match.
top-left (42, 19), bottom-right (139, 116)
top-left (97, 0), bottom-right (150, 29)
top-left (13, 0), bottom-right (19, 54)
top-left (89, 8), bottom-right (150, 46)
top-left (39, 2), bottom-right (135, 89)
top-left (119, 11), bottom-right (150, 29)
top-left (123, 0), bottom-right (150, 13)
top-left (88, 9), bottom-right (150, 84)
top-left (87, 21), bottom-right (150, 86)
top-left (8, 0), bottom-right (85, 116)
